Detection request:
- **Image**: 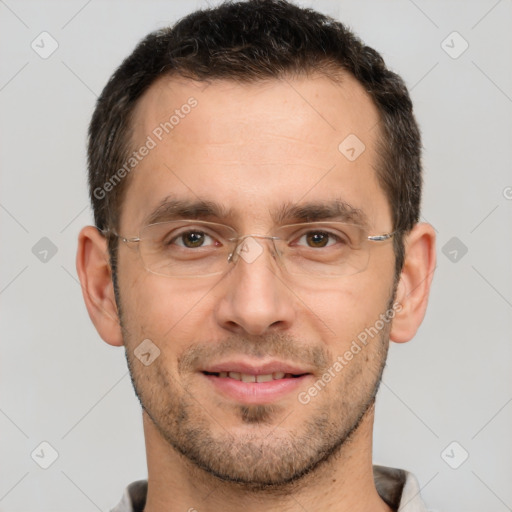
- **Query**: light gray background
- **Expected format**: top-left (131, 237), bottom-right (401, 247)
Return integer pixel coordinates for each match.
top-left (1, 1), bottom-right (511, 510)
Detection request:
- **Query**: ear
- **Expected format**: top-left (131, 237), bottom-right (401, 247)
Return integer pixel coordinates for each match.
top-left (390, 222), bottom-right (436, 343)
top-left (76, 225), bottom-right (124, 347)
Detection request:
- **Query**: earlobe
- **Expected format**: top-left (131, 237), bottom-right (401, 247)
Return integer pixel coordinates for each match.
top-left (389, 223), bottom-right (436, 344)
top-left (76, 226), bottom-right (124, 347)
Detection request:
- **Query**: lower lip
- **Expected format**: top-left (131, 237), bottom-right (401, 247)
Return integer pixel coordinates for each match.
top-left (202, 373), bottom-right (311, 404)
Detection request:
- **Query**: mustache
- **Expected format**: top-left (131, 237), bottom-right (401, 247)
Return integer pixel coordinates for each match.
top-left (177, 332), bottom-right (331, 374)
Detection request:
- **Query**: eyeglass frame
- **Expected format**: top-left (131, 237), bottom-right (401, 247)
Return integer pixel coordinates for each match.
top-left (100, 219), bottom-right (396, 278)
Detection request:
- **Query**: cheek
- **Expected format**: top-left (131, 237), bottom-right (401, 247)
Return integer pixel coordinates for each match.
top-left (118, 266), bottom-right (220, 347)
top-left (298, 274), bottom-right (393, 352)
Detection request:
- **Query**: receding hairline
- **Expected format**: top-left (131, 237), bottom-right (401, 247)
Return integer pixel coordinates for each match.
top-left (127, 62), bottom-right (372, 146)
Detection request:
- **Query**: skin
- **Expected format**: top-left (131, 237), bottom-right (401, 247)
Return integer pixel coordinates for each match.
top-left (77, 73), bottom-right (436, 512)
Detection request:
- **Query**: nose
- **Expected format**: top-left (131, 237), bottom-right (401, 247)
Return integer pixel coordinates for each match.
top-left (214, 236), bottom-right (297, 336)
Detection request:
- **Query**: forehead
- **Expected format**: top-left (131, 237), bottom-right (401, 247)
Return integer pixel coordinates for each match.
top-left (122, 73), bottom-right (389, 231)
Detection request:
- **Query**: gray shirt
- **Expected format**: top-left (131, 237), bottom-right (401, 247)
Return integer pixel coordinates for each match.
top-left (111, 465), bottom-right (430, 512)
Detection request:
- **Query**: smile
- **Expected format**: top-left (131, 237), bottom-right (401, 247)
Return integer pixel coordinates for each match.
top-left (200, 362), bottom-right (312, 404)
top-left (203, 371), bottom-right (306, 382)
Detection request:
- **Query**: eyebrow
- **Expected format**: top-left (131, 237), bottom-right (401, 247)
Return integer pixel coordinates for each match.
top-left (143, 196), bottom-right (369, 228)
top-left (272, 199), bottom-right (369, 227)
top-left (143, 197), bottom-right (233, 225)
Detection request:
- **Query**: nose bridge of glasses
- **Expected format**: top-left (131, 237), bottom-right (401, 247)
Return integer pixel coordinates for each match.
top-left (228, 233), bottom-right (281, 266)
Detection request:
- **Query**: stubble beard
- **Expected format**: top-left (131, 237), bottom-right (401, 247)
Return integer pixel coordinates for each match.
top-left (120, 295), bottom-right (394, 491)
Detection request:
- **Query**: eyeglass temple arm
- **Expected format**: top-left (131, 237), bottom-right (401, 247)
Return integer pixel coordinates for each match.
top-left (98, 227), bottom-right (141, 244)
top-left (368, 232), bottom-right (395, 242)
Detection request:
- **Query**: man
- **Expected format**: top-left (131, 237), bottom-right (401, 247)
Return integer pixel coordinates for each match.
top-left (76, 0), bottom-right (436, 510)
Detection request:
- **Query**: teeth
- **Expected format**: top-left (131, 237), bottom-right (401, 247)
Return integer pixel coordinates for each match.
top-left (256, 374), bottom-right (273, 383)
top-left (219, 371), bottom-right (291, 382)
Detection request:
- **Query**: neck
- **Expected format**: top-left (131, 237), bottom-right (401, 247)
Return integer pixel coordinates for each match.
top-left (142, 407), bottom-right (392, 512)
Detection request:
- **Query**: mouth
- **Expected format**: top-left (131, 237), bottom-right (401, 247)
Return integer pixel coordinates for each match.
top-left (202, 371), bottom-right (306, 382)
top-left (200, 362), bottom-right (312, 404)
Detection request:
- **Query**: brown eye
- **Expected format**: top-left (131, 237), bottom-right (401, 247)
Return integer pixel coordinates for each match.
top-left (296, 230), bottom-right (343, 248)
top-left (305, 231), bottom-right (330, 248)
top-left (171, 231), bottom-right (215, 248)
top-left (182, 231), bottom-right (206, 248)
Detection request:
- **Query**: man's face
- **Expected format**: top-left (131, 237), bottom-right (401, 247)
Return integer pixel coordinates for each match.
top-left (115, 74), bottom-right (397, 486)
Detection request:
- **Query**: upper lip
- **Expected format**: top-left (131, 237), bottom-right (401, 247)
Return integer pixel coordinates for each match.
top-left (201, 360), bottom-right (312, 376)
